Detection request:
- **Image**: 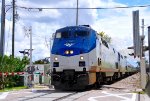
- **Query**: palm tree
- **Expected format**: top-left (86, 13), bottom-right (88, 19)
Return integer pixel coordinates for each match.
top-left (98, 31), bottom-right (111, 43)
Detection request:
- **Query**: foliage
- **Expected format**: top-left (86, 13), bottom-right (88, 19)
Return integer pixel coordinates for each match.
top-left (0, 55), bottom-right (29, 90)
top-left (34, 60), bottom-right (45, 64)
top-left (34, 58), bottom-right (50, 64)
top-left (0, 55), bottom-right (29, 72)
top-left (98, 31), bottom-right (111, 43)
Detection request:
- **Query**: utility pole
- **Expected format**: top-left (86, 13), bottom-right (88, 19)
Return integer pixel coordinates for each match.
top-left (76, 0), bottom-right (79, 26)
top-left (29, 26), bottom-right (32, 67)
top-left (25, 26), bottom-right (33, 88)
top-left (0, 0), bottom-right (5, 57)
top-left (12, 0), bottom-right (16, 57)
top-left (148, 26), bottom-right (150, 72)
top-left (29, 26), bottom-right (33, 87)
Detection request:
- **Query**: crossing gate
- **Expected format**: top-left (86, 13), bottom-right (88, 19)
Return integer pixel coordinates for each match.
top-left (0, 72), bottom-right (25, 76)
top-left (0, 72), bottom-right (45, 76)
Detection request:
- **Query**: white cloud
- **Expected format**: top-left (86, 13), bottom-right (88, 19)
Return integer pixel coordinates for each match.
top-left (2, 0), bottom-right (150, 63)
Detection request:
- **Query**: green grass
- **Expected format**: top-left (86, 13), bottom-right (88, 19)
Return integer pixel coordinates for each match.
top-left (0, 86), bottom-right (28, 92)
top-left (132, 91), bottom-right (146, 94)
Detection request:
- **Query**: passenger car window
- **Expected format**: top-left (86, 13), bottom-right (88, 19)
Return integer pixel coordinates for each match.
top-left (101, 38), bottom-right (109, 48)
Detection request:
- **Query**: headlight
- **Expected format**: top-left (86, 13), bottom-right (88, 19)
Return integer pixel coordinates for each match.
top-left (70, 50), bottom-right (74, 54)
top-left (80, 56), bottom-right (84, 60)
top-left (65, 50), bottom-right (69, 54)
top-left (54, 57), bottom-right (58, 61)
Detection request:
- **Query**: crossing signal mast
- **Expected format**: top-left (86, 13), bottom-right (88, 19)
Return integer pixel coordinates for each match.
top-left (128, 10), bottom-right (150, 89)
top-left (133, 10), bottom-right (141, 57)
top-left (128, 10), bottom-right (141, 58)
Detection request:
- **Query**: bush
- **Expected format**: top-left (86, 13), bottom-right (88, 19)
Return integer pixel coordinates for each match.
top-left (0, 55), bottom-right (29, 89)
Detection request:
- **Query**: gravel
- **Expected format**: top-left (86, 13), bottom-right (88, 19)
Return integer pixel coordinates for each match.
top-left (101, 73), bottom-right (141, 92)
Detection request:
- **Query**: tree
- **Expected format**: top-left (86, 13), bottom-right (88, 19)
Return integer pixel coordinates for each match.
top-left (34, 58), bottom-right (50, 64)
top-left (98, 31), bottom-right (111, 43)
top-left (0, 55), bottom-right (29, 89)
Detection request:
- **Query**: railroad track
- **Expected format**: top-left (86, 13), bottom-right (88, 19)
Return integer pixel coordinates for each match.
top-left (20, 90), bottom-right (56, 101)
top-left (52, 92), bottom-right (78, 101)
top-left (18, 89), bottom-right (93, 101)
top-left (18, 89), bottom-right (80, 101)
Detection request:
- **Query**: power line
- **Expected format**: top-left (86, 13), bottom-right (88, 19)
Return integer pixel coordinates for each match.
top-left (16, 4), bottom-right (150, 10)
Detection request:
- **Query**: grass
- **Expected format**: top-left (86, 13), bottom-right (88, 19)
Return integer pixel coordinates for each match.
top-left (133, 91), bottom-right (146, 94)
top-left (34, 85), bottom-right (46, 88)
top-left (0, 86), bottom-right (28, 92)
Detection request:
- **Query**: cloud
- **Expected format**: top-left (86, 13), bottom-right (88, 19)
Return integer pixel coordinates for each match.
top-left (2, 0), bottom-right (150, 62)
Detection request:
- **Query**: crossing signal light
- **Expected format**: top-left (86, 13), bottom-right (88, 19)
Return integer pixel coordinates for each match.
top-left (129, 53), bottom-right (134, 56)
top-left (27, 66), bottom-right (35, 74)
top-left (19, 51), bottom-right (29, 56)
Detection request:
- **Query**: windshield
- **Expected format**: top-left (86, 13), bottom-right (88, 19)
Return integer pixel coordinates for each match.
top-left (55, 31), bottom-right (69, 38)
top-left (55, 31), bottom-right (89, 38)
top-left (74, 31), bottom-right (89, 37)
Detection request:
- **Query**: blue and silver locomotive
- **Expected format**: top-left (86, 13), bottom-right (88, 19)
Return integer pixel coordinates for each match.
top-left (50, 25), bottom-right (136, 90)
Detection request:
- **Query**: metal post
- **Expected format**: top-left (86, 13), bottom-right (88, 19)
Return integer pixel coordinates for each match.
top-left (140, 57), bottom-right (147, 89)
top-left (142, 19), bottom-right (144, 36)
top-left (76, 0), bottom-right (79, 26)
top-left (148, 26), bottom-right (150, 72)
top-left (12, 0), bottom-right (15, 57)
top-left (141, 19), bottom-right (145, 57)
top-left (0, 0), bottom-right (5, 57)
top-left (2, 73), bottom-right (4, 89)
top-left (50, 38), bottom-right (52, 57)
top-left (133, 10), bottom-right (140, 57)
top-left (29, 26), bottom-right (32, 67)
top-left (29, 26), bottom-right (33, 86)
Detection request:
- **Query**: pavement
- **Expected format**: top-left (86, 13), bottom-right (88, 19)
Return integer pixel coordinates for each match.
top-left (0, 92), bottom-right (9, 100)
top-left (0, 83), bottom-right (150, 101)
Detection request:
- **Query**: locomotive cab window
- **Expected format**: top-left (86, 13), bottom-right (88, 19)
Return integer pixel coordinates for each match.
top-left (55, 31), bottom-right (69, 38)
top-left (74, 31), bottom-right (89, 37)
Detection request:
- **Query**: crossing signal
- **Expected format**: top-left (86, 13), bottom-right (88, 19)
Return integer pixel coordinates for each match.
top-left (26, 66), bottom-right (35, 74)
top-left (19, 51), bottom-right (29, 56)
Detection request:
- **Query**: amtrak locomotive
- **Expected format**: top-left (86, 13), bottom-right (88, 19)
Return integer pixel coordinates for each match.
top-left (50, 25), bottom-right (136, 90)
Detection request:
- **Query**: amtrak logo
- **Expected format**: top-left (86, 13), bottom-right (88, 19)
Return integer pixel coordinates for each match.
top-left (64, 43), bottom-right (74, 47)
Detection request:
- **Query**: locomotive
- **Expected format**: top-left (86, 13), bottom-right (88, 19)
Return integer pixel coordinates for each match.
top-left (50, 25), bottom-right (136, 90)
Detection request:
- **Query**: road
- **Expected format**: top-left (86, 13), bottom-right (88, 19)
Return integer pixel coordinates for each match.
top-left (0, 86), bottom-right (144, 101)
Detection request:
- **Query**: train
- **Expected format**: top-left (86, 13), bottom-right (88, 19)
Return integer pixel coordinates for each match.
top-left (50, 25), bottom-right (137, 90)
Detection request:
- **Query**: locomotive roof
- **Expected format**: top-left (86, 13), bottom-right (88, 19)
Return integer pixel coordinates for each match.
top-left (56, 25), bottom-right (92, 32)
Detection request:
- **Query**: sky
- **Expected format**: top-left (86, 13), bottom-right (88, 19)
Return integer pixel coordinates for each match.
top-left (1, 0), bottom-right (150, 66)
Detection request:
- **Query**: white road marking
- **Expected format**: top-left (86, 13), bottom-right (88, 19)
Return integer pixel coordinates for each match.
top-left (131, 93), bottom-right (137, 101)
top-left (11, 91), bottom-right (32, 94)
top-left (0, 92), bottom-right (9, 99)
top-left (88, 91), bottom-right (137, 101)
